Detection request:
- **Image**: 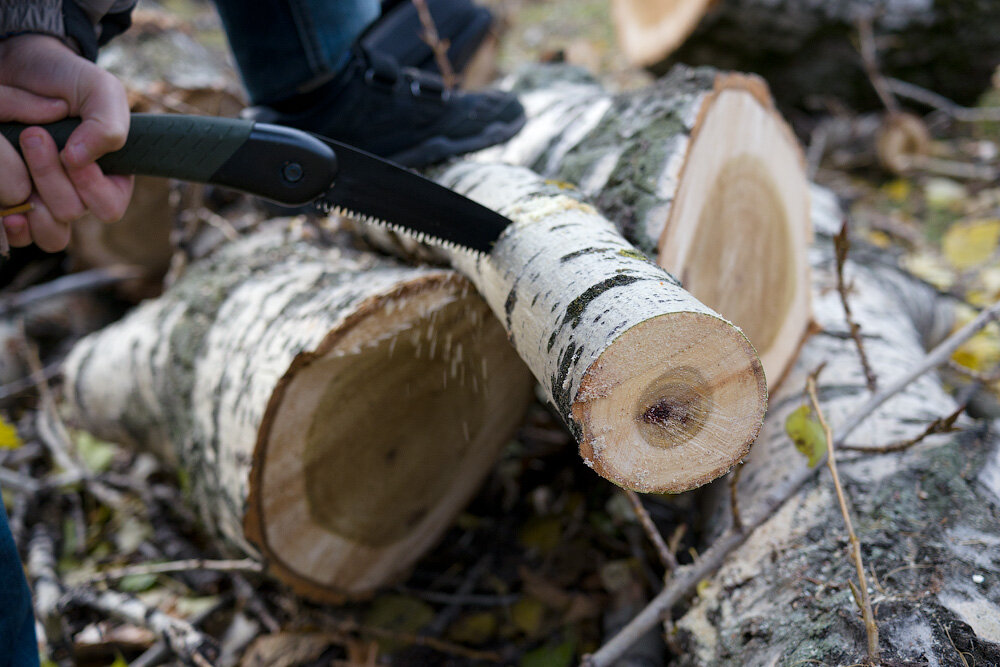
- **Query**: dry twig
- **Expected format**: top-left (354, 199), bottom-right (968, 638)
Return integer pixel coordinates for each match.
top-left (624, 490), bottom-right (678, 572)
top-left (412, 0), bottom-right (458, 89)
top-left (835, 221), bottom-right (877, 392)
top-left (807, 377), bottom-right (880, 663)
top-left (840, 404), bottom-right (964, 454)
top-left (79, 557), bottom-right (263, 585)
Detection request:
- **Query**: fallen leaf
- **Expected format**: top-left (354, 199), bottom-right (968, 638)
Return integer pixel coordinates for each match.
top-left (942, 219), bottom-right (1000, 270)
top-left (785, 405), bottom-right (827, 467)
top-left (0, 415), bottom-right (22, 450)
top-left (511, 597), bottom-right (547, 637)
top-left (448, 611), bottom-right (498, 645)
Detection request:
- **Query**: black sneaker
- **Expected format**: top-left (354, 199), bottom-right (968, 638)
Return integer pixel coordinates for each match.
top-left (243, 45), bottom-right (524, 168)
top-left (364, 0), bottom-right (494, 76)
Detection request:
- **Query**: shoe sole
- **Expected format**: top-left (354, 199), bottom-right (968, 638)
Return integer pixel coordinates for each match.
top-left (388, 114), bottom-right (527, 168)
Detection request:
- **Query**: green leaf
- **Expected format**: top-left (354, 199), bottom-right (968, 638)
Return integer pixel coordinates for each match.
top-left (520, 639), bottom-right (575, 667)
top-left (785, 405), bottom-right (827, 467)
top-left (109, 653), bottom-right (129, 667)
top-left (118, 573), bottom-right (159, 592)
top-left (75, 431), bottom-right (117, 473)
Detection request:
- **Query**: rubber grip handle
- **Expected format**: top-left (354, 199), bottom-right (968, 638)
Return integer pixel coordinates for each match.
top-left (0, 114), bottom-right (253, 182)
top-left (0, 114), bottom-right (338, 205)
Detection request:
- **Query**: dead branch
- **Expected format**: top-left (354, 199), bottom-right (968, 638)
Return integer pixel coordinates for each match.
top-left (624, 490), bottom-right (677, 572)
top-left (79, 557), bottom-right (263, 585)
top-left (835, 221), bottom-right (878, 391)
top-left (807, 377), bottom-right (879, 663)
top-left (840, 405), bottom-right (964, 454)
top-left (412, 0), bottom-right (457, 88)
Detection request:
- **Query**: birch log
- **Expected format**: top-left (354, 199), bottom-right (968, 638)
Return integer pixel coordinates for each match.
top-left (432, 162), bottom-right (767, 494)
top-left (474, 63), bottom-right (811, 387)
top-left (673, 186), bottom-right (1000, 664)
top-left (63, 222), bottom-right (534, 601)
top-left (611, 0), bottom-right (1000, 111)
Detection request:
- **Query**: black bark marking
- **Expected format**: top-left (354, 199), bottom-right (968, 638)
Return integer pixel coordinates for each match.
top-left (547, 274), bottom-right (643, 351)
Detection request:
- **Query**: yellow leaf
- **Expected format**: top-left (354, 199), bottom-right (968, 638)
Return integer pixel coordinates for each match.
top-left (901, 252), bottom-right (955, 291)
top-left (0, 415), bottom-right (22, 450)
top-left (866, 230), bottom-right (892, 249)
top-left (951, 305), bottom-right (1000, 373)
top-left (942, 219), bottom-right (1000, 270)
top-left (785, 405), bottom-right (827, 467)
top-left (882, 178), bottom-right (911, 203)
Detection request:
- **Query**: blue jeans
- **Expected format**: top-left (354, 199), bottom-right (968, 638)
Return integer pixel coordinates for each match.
top-left (213, 0), bottom-right (381, 104)
top-left (0, 491), bottom-right (37, 667)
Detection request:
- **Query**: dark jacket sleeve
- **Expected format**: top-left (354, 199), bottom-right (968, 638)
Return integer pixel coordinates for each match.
top-left (0, 0), bottom-right (136, 60)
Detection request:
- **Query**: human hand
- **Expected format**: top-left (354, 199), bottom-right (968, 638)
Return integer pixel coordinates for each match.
top-left (0, 34), bottom-right (133, 252)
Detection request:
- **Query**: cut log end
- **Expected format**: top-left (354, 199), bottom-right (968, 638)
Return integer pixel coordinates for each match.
top-left (659, 77), bottom-right (811, 388)
top-left (611, 0), bottom-right (713, 68)
top-left (245, 275), bottom-right (532, 601)
top-left (574, 312), bottom-right (766, 494)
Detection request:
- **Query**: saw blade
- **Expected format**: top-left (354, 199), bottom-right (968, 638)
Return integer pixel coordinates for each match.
top-left (313, 136), bottom-right (508, 256)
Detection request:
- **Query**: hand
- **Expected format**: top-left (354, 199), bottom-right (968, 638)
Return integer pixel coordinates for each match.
top-left (0, 34), bottom-right (133, 252)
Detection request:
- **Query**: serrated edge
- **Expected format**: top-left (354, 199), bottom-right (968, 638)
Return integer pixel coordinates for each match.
top-left (316, 201), bottom-right (487, 260)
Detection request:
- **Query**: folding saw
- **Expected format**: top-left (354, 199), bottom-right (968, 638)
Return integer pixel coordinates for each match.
top-left (0, 114), bottom-right (510, 256)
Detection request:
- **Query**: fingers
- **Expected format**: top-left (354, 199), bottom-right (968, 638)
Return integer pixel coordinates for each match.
top-left (67, 165), bottom-right (133, 223)
top-left (0, 85), bottom-right (68, 123)
top-left (2, 215), bottom-right (32, 248)
top-left (20, 127), bottom-right (85, 224)
top-left (62, 69), bottom-right (130, 170)
top-left (0, 134), bottom-right (32, 207)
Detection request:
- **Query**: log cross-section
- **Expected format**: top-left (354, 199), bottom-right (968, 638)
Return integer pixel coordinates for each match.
top-left (436, 162), bottom-right (767, 493)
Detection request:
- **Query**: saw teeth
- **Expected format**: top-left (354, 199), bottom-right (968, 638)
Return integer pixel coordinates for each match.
top-left (318, 203), bottom-right (484, 258)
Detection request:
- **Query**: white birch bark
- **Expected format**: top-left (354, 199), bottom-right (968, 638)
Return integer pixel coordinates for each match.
top-left (472, 63), bottom-right (812, 387)
top-left (673, 186), bottom-right (1000, 664)
top-left (63, 221), bottom-right (533, 601)
top-left (434, 162), bottom-right (767, 493)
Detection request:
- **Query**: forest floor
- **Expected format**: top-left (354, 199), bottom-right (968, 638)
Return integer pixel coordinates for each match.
top-left (2, 1), bottom-right (1000, 666)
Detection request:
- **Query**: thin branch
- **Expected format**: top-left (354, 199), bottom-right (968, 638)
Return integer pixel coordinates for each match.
top-left (886, 78), bottom-right (1000, 122)
top-left (78, 558), bottom-right (263, 585)
top-left (808, 378), bottom-right (879, 663)
top-left (840, 405), bottom-right (964, 454)
top-left (624, 489), bottom-right (678, 572)
top-left (835, 298), bottom-right (1000, 448)
top-left (947, 359), bottom-right (1000, 384)
top-left (729, 465), bottom-right (744, 533)
top-left (0, 265), bottom-right (144, 316)
top-left (835, 221), bottom-right (877, 391)
top-left (856, 17), bottom-right (900, 115)
top-left (412, 0), bottom-right (458, 89)
top-left (584, 297), bottom-right (1000, 667)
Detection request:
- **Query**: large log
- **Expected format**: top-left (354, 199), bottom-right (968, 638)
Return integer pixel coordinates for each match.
top-left (64, 222), bottom-right (534, 601)
top-left (673, 186), bottom-right (1000, 663)
top-left (475, 63), bottom-right (811, 387)
top-left (433, 162), bottom-right (767, 494)
top-left (611, 0), bottom-right (1000, 111)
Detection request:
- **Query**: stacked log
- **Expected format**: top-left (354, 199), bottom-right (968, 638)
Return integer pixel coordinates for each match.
top-left (65, 222), bottom-right (535, 601)
top-left (673, 186), bottom-right (1000, 664)
top-left (476, 64), bottom-right (811, 387)
top-left (610, 0), bottom-right (1000, 111)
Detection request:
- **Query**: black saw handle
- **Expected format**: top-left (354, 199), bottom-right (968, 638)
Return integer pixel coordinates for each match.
top-left (0, 114), bottom-right (338, 206)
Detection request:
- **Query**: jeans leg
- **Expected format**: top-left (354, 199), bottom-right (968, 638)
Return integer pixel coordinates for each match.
top-left (213, 0), bottom-right (380, 104)
top-left (0, 491), bottom-right (38, 667)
